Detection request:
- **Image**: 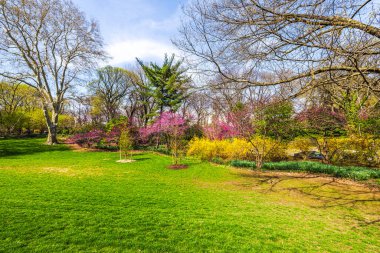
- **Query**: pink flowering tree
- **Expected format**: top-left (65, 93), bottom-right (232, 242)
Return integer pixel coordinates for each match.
top-left (204, 103), bottom-right (254, 140)
top-left (66, 129), bottom-right (105, 148)
top-left (140, 112), bottom-right (189, 165)
top-left (203, 118), bottom-right (239, 140)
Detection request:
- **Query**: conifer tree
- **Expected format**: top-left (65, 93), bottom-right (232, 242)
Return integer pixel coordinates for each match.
top-left (137, 54), bottom-right (190, 114)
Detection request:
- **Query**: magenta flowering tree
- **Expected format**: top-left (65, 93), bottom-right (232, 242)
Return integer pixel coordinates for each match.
top-left (203, 119), bottom-right (239, 140)
top-left (204, 104), bottom-right (254, 140)
top-left (140, 111), bottom-right (188, 165)
top-left (104, 126), bottom-right (121, 147)
top-left (66, 129), bottom-right (105, 148)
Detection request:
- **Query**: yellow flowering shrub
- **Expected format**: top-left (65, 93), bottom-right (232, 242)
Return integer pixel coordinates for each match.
top-left (247, 135), bottom-right (287, 167)
top-left (344, 135), bottom-right (380, 166)
top-left (311, 137), bottom-right (349, 164)
top-left (289, 137), bottom-right (314, 152)
top-left (187, 138), bottom-right (220, 161)
top-left (187, 137), bottom-right (285, 164)
top-left (188, 136), bottom-right (380, 167)
top-left (220, 138), bottom-right (251, 161)
top-left (187, 138), bottom-right (251, 161)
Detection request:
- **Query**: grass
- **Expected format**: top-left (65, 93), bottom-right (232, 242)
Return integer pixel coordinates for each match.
top-left (0, 138), bottom-right (379, 252)
top-left (230, 160), bottom-right (380, 181)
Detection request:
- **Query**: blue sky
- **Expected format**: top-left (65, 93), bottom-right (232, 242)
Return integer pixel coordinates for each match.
top-left (73, 0), bottom-right (188, 66)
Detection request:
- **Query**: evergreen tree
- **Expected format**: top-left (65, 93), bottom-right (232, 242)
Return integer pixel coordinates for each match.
top-left (137, 54), bottom-right (190, 114)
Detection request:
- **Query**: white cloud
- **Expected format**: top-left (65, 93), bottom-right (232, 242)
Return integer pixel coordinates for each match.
top-left (105, 39), bottom-right (179, 66)
top-left (73, 0), bottom-right (187, 66)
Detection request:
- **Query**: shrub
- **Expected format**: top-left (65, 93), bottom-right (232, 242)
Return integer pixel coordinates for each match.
top-left (311, 137), bottom-right (349, 164)
top-left (103, 126), bottom-right (120, 147)
top-left (230, 160), bottom-right (256, 168)
top-left (187, 138), bottom-right (251, 161)
top-left (187, 138), bottom-right (222, 161)
top-left (211, 157), bottom-right (225, 165)
top-left (187, 137), bottom-right (286, 168)
top-left (344, 135), bottom-right (380, 167)
top-left (221, 138), bottom-right (251, 161)
top-left (146, 145), bottom-right (171, 156)
top-left (247, 135), bottom-right (287, 168)
top-left (67, 129), bottom-right (105, 148)
top-left (289, 137), bottom-right (314, 159)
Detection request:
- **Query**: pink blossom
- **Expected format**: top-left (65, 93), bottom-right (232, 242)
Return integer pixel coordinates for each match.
top-left (67, 129), bottom-right (105, 147)
top-left (204, 119), bottom-right (239, 140)
top-left (139, 111), bottom-right (188, 140)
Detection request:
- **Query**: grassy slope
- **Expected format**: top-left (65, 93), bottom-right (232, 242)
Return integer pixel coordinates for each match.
top-left (0, 138), bottom-right (379, 252)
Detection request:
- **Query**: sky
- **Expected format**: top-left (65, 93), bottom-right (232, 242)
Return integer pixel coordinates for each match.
top-left (72, 0), bottom-right (188, 66)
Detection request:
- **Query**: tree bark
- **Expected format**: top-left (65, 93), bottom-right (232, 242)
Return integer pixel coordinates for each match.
top-left (43, 105), bottom-right (59, 145)
top-left (46, 122), bottom-right (58, 145)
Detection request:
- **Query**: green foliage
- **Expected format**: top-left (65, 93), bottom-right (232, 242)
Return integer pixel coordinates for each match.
top-left (137, 54), bottom-right (190, 114)
top-left (259, 101), bottom-right (296, 139)
top-left (145, 145), bottom-right (171, 155)
top-left (359, 104), bottom-right (380, 137)
top-left (360, 117), bottom-right (380, 136)
top-left (0, 82), bottom-right (42, 135)
top-left (119, 129), bottom-right (133, 159)
top-left (184, 124), bottom-right (204, 141)
top-left (58, 114), bottom-right (75, 134)
top-left (105, 116), bottom-right (128, 132)
top-left (119, 127), bottom-right (132, 160)
top-left (210, 157), bottom-right (224, 164)
top-left (230, 160), bottom-right (256, 168)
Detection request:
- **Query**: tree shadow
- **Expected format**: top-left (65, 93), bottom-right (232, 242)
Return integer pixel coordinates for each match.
top-left (133, 157), bottom-right (151, 161)
top-left (235, 170), bottom-right (380, 226)
top-left (0, 138), bottom-right (70, 158)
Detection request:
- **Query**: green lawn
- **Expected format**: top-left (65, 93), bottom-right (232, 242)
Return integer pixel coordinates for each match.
top-left (0, 138), bottom-right (379, 252)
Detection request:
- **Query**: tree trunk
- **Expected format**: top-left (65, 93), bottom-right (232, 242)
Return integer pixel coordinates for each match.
top-left (256, 156), bottom-right (263, 170)
top-left (43, 105), bottom-right (59, 145)
top-left (47, 124), bottom-right (58, 145)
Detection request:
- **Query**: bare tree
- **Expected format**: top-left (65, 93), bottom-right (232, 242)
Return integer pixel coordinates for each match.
top-left (0, 0), bottom-right (105, 144)
top-left (175, 0), bottom-right (380, 97)
top-left (123, 68), bottom-right (155, 126)
top-left (183, 90), bottom-right (211, 125)
top-left (66, 92), bottom-right (93, 129)
top-left (88, 66), bottom-right (133, 122)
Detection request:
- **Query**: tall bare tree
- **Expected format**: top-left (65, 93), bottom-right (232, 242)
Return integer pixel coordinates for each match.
top-left (175, 0), bottom-right (380, 97)
top-left (88, 66), bottom-right (133, 122)
top-left (0, 0), bottom-right (105, 144)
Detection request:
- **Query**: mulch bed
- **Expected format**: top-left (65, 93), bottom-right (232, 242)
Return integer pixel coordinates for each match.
top-left (167, 164), bottom-right (188, 170)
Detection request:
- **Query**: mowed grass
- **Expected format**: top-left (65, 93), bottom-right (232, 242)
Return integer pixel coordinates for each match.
top-left (0, 139), bottom-right (379, 252)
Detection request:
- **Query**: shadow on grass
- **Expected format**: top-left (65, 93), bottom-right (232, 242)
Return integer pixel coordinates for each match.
top-left (235, 170), bottom-right (380, 226)
top-left (0, 138), bottom-right (70, 158)
top-left (132, 157), bottom-right (151, 161)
